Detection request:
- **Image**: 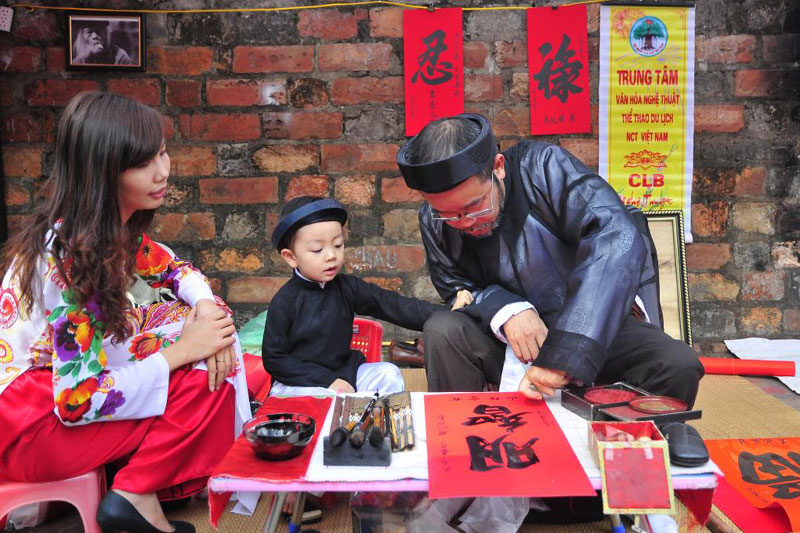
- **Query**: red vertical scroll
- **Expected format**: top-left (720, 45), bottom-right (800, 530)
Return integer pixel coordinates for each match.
top-left (403, 8), bottom-right (464, 136)
top-left (528, 6), bottom-right (591, 135)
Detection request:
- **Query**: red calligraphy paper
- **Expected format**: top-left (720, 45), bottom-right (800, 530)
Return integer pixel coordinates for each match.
top-left (706, 438), bottom-right (799, 532)
top-left (403, 7), bottom-right (464, 136)
top-left (425, 392), bottom-right (594, 499)
top-left (527, 6), bottom-right (591, 135)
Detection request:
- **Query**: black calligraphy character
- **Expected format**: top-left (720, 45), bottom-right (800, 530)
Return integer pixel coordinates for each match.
top-left (466, 435), bottom-right (506, 472)
top-left (739, 451), bottom-right (800, 500)
top-left (503, 437), bottom-right (540, 469)
top-left (412, 30), bottom-right (453, 85)
top-left (462, 404), bottom-right (528, 432)
top-left (533, 34), bottom-right (584, 104)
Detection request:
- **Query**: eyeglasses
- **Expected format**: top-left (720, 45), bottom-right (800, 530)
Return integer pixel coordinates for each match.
top-left (430, 175), bottom-right (497, 222)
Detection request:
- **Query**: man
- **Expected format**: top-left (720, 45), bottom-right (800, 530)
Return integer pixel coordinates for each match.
top-left (397, 113), bottom-right (703, 406)
top-left (72, 19), bottom-right (134, 65)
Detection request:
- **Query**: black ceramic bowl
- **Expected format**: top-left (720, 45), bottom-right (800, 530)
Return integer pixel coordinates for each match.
top-left (243, 413), bottom-right (316, 461)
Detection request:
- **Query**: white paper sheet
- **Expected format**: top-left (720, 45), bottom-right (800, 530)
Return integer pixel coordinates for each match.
top-left (725, 337), bottom-right (800, 394)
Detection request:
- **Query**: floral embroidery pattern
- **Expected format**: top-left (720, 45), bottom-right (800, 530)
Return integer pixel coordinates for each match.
top-left (56, 376), bottom-right (100, 423)
top-left (0, 340), bottom-right (13, 364)
top-left (135, 233), bottom-right (172, 277)
top-left (0, 289), bottom-right (19, 329)
top-left (128, 332), bottom-right (170, 361)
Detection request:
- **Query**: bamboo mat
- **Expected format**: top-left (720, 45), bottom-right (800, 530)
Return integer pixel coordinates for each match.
top-left (164, 372), bottom-right (797, 532)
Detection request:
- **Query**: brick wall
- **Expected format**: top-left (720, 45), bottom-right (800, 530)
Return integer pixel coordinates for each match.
top-left (1, 1), bottom-right (798, 349)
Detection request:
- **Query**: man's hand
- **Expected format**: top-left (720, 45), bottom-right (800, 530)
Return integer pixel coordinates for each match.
top-left (503, 309), bottom-right (548, 363)
top-left (329, 378), bottom-right (355, 394)
top-left (451, 290), bottom-right (474, 310)
top-left (518, 366), bottom-right (570, 400)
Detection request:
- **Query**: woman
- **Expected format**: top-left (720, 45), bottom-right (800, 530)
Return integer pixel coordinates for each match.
top-left (0, 92), bottom-right (250, 533)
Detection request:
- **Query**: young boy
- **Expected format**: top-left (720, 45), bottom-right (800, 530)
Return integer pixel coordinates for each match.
top-left (263, 196), bottom-right (469, 396)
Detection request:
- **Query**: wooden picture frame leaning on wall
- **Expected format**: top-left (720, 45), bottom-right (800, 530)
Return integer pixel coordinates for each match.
top-left (644, 210), bottom-right (692, 346)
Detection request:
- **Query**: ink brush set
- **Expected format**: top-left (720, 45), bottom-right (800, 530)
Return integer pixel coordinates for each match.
top-left (323, 391), bottom-right (415, 467)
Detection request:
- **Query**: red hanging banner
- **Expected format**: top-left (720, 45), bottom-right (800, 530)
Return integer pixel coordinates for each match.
top-left (403, 7), bottom-right (464, 136)
top-left (527, 6), bottom-right (591, 135)
top-left (425, 392), bottom-right (594, 499)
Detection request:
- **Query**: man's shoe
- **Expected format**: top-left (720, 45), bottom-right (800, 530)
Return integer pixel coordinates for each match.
top-left (96, 491), bottom-right (195, 533)
top-left (283, 499), bottom-right (323, 524)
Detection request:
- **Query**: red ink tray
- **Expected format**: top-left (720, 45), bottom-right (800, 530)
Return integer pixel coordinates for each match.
top-left (561, 382), bottom-right (650, 421)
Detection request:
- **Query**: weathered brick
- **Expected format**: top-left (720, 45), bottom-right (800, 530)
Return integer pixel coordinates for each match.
top-left (732, 203), bottom-right (776, 234)
top-left (149, 46), bottom-right (214, 75)
top-left (26, 79), bottom-right (99, 106)
top-left (735, 69), bottom-right (800, 98)
top-left (695, 105), bottom-right (744, 133)
top-left (692, 203), bottom-right (728, 238)
top-left (0, 46), bottom-right (42, 72)
top-left (335, 175), bottom-right (376, 206)
top-left (412, 275), bottom-right (440, 301)
top-left (772, 241), bottom-right (800, 269)
top-left (150, 212), bottom-right (216, 241)
top-left (369, 7), bottom-right (403, 38)
top-left (263, 112), bottom-right (342, 140)
top-left (253, 145), bottom-right (319, 173)
top-left (162, 117), bottom-right (175, 141)
top-left (692, 308), bottom-right (736, 339)
top-left (108, 79), bottom-right (161, 106)
top-left (227, 277), bottom-right (289, 304)
top-left (11, 10), bottom-right (57, 41)
top-left (697, 35), bottom-right (755, 63)
top-left (178, 113), bottom-right (261, 141)
top-left (346, 245), bottom-right (426, 273)
top-left (740, 307), bottom-right (782, 336)
top-left (2, 146), bottom-right (42, 178)
top-left (762, 34), bottom-right (800, 63)
top-left (164, 184), bottom-right (193, 208)
top-left (686, 243), bottom-right (731, 270)
top-left (733, 167), bottom-right (767, 196)
top-left (465, 75), bottom-right (503, 102)
top-left (492, 108), bottom-right (529, 136)
top-left (298, 10), bottom-right (357, 40)
top-left (198, 248), bottom-right (265, 273)
top-left (586, 3), bottom-right (600, 34)
top-left (693, 168), bottom-right (736, 196)
top-left (319, 43), bottom-right (393, 72)
top-left (232, 46), bottom-right (314, 73)
top-left (743, 271), bottom-right (785, 301)
top-left (734, 241), bottom-right (770, 270)
top-left (169, 146), bottom-right (216, 176)
top-left (207, 79), bottom-right (287, 107)
top-left (199, 177), bottom-right (279, 204)
top-left (208, 278), bottom-right (224, 298)
top-left (688, 273), bottom-right (740, 301)
top-left (362, 277), bottom-right (403, 292)
top-left (464, 41), bottom-right (490, 69)
top-left (510, 72), bottom-right (528, 100)
top-left (331, 77), bottom-right (403, 105)
top-left (288, 79), bottom-right (328, 108)
top-left (560, 139), bottom-right (599, 168)
top-left (285, 175), bottom-right (330, 201)
top-left (383, 209), bottom-right (421, 241)
top-left (784, 309), bottom-right (800, 335)
top-left (166, 80), bottom-right (202, 108)
top-left (2, 114), bottom-right (40, 143)
top-left (382, 177), bottom-right (422, 203)
top-left (494, 41), bottom-right (526, 68)
top-left (221, 212), bottom-right (261, 242)
top-left (5, 183), bottom-right (30, 205)
top-left (45, 47), bottom-right (65, 71)
top-left (322, 144), bottom-right (400, 172)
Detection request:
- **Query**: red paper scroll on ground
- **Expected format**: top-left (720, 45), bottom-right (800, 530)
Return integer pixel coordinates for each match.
top-left (425, 392), bottom-right (594, 499)
top-left (403, 7), bottom-right (464, 136)
top-left (527, 5), bottom-right (591, 135)
top-left (706, 438), bottom-right (800, 532)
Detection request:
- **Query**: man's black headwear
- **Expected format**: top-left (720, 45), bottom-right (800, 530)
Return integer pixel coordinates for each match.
top-left (396, 113), bottom-right (497, 193)
top-left (271, 199), bottom-right (348, 250)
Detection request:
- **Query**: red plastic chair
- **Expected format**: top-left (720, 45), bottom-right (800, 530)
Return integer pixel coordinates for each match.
top-left (351, 317), bottom-right (383, 363)
top-left (0, 468), bottom-right (106, 533)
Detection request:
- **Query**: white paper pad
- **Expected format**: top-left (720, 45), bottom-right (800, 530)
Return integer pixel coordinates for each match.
top-left (725, 338), bottom-right (800, 394)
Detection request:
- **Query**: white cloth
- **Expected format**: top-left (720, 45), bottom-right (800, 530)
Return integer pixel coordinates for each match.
top-left (270, 361), bottom-right (405, 397)
top-left (725, 338), bottom-right (800, 394)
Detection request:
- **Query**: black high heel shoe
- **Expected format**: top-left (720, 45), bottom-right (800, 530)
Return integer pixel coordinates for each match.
top-left (96, 491), bottom-right (195, 533)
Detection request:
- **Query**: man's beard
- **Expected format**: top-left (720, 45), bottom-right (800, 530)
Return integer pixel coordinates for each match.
top-left (463, 210), bottom-right (504, 238)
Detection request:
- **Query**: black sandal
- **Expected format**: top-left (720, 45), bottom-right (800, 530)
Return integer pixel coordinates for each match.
top-left (283, 499), bottom-right (323, 524)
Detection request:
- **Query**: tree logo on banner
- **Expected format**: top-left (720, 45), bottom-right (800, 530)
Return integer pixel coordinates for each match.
top-left (629, 16), bottom-right (668, 57)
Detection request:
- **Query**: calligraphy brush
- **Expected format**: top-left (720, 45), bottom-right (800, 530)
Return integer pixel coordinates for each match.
top-left (349, 411), bottom-right (373, 449)
top-left (368, 406), bottom-right (385, 447)
top-left (330, 392), bottom-right (380, 447)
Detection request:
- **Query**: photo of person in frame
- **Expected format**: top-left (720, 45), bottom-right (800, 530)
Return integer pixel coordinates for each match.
top-left (71, 16), bottom-right (139, 66)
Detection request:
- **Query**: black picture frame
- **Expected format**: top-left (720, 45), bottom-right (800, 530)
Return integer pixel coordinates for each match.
top-left (644, 210), bottom-right (692, 346)
top-left (66, 12), bottom-right (146, 72)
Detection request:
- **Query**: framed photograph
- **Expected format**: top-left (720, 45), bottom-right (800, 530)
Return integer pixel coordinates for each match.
top-left (644, 210), bottom-right (692, 346)
top-left (66, 12), bottom-right (145, 71)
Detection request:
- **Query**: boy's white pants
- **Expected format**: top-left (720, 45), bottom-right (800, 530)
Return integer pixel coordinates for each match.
top-left (269, 362), bottom-right (405, 397)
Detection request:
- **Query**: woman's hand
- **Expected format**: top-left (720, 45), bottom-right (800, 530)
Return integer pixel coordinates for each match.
top-left (205, 345), bottom-right (235, 392)
top-left (195, 298), bottom-right (219, 318)
top-left (329, 378), bottom-right (355, 394)
top-left (161, 306), bottom-right (235, 372)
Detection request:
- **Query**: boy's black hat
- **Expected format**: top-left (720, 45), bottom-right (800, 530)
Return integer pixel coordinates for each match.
top-left (271, 198), bottom-right (348, 250)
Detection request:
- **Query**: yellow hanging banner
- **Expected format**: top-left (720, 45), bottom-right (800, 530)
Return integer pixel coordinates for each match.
top-left (599, 6), bottom-right (695, 240)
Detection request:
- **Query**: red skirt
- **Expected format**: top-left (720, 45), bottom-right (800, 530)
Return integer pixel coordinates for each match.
top-left (0, 366), bottom-right (234, 500)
